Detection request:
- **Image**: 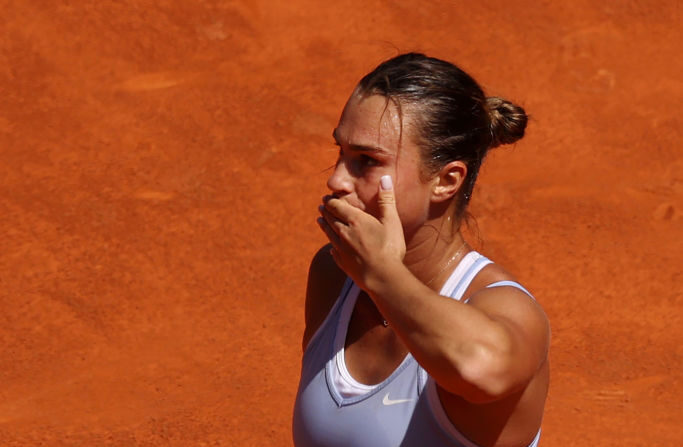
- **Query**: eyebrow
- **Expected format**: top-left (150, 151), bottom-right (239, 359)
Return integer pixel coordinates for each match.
top-left (332, 129), bottom-right (391, 155)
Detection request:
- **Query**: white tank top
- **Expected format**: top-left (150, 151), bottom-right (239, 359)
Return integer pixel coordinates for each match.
top-left (330, 251), bottom-right (492, 397)
top-left (293, 251), bottom-right (541, 447)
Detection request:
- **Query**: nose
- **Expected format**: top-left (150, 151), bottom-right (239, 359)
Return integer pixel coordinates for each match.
top-left (326, 158), bottom-right (353, 195)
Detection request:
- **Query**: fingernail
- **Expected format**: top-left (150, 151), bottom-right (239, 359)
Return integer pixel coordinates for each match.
top-left (380, 175), bottom-right (393, 190)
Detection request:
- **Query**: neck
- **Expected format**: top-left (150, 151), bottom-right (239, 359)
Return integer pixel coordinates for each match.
top-left (402, 213), bottom-right (468, 290)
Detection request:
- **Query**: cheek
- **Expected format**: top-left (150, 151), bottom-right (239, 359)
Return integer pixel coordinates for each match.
top-left (395, 186), bottom-right (431, 224)
top-left (354, 174), bottom-right (383, 210)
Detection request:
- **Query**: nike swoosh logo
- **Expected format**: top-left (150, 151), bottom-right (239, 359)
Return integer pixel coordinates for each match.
top-left (382, 392), bottom-right (415, 406)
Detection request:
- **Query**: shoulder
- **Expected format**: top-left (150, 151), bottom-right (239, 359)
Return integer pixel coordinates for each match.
top-left (465, 261), bottom-right (550, 358)
top-left (302, 244), bottom-right (348, 351)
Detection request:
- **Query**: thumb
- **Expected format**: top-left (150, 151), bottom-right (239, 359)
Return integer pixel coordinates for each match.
top-left (378, 175), bottom-right (401, 228)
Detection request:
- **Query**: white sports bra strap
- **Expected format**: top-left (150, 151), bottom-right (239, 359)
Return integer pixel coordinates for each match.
top-left (486, 280), bottom-right (534, 299)
top-left (446, 253), bottom-right (493, 301)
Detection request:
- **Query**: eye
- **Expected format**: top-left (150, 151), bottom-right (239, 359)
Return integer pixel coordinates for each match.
top-left (360, 154), bottom-right (379, 167)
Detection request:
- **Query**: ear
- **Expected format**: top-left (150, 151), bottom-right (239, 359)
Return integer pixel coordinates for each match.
top-left (430, 161), bottom-right (468, 203)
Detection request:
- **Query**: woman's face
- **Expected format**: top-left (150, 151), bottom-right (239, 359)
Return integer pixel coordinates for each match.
top-left (327, 93), bottom-right (433, 236)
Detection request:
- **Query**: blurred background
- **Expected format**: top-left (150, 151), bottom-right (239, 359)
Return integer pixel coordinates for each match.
top-left (0, 1), bottom-right (680, 445)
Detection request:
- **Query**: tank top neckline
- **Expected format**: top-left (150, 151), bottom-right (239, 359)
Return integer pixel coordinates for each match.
top-left (325, 251), bottom-right (489, 407)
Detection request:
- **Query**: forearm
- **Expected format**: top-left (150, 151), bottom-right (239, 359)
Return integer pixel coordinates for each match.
top-left (317, 183), bottom-right (545, 401)
top-left (365, 261), bottom-right (521, 402)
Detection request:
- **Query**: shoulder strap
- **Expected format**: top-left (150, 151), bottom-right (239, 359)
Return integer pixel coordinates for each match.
top-left (486, 280), bottom-right (534, 299)
top-left (448, 255), bottom-right (492, 301)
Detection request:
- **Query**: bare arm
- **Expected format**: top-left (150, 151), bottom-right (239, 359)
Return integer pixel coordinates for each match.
top-left (365, 261), bottom-right (549, 403)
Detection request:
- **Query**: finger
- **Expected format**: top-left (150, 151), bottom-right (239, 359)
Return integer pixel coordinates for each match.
top-left (319, 205), bottom-right (347, 234)
top-left (319, 206), bottom-right (357, 251)
top-left (323, 197), bottom-right (362, 224)
top-left (316, 216), bottom-right (342, 247)
top-left (378, 175), bottom-right (402, 230)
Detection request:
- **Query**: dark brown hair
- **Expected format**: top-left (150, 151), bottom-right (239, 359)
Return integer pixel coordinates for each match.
top-left (356, 53), bottom-right (527, 219)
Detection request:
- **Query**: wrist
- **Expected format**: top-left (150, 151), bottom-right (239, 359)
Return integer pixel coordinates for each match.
top-left (365, 259), bottom-right (408, 298)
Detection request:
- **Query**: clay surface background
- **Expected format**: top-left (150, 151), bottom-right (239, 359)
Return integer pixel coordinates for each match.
top-left (1, 1), bottom-right (681, 445)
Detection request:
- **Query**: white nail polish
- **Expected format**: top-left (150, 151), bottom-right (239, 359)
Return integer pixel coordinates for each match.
top-left (380, 175), bottom-right (393, 190)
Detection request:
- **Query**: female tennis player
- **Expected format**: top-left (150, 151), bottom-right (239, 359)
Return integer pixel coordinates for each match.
top-left (293, 53), bottom-right (549, 447)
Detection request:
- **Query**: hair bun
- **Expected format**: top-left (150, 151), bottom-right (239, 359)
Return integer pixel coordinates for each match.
top-left (486, 96), bottom-right (527, 148)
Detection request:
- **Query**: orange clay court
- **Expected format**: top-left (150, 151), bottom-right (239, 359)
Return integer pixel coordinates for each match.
top-left (0, 1), bottom-right (680, 446)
